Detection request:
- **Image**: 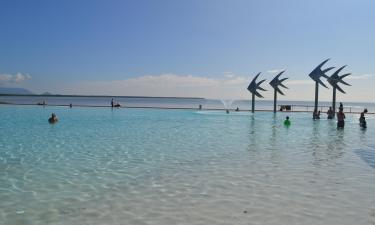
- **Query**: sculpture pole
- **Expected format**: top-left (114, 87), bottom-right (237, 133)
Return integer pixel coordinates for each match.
top-left (273, 89), bottom-right (277, 113)
top-left (314, 81), bottom-right (319, 112)
top-left (332, 87), bottom-right (336, 117)
top-left (252, 94), bottom-right (255, 113)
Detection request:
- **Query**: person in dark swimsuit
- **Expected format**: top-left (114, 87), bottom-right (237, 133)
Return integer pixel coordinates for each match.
top-left (337, 108), bottom-right (345, 128)
top-left (359, 108), bottom-right (368, 128)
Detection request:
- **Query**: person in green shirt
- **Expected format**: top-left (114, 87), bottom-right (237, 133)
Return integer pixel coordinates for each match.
top-left (284, 116), bottom-right (291, 126)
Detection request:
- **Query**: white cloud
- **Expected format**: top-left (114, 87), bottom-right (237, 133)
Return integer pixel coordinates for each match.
top-left (267, 69), bottom-right (285, 74)
top-left (285, 79), bottom-right (314, 85)
top-left (347, 74), bottom-right (375, 80)
top-left (223, 71), bottom-right (235, 78)
top-left (0, 73), bottom-right (31, 84)
top-left (37, 72), bottom-right (375, 102)
top-left (66, 73), bottom-right (249, 99)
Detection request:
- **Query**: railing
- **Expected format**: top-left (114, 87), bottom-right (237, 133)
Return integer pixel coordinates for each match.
top-left (278, 104), bottom-right (365, 113)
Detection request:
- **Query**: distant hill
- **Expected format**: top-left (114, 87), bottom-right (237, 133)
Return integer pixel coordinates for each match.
top-left (0, 87), bottom-right (34, 95)
top-left (41, 92), bottom-right (53, 95)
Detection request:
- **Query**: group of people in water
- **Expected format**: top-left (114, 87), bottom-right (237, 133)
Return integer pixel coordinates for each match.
top-left (283, 102), bottom-right (368, 129)
top-left (46, 100), bottom-right (369, 129)
top-left (47, 99), bottom-right (122, 124)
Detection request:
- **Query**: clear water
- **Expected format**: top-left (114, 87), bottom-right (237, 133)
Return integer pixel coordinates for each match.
top-left (1, 105), bottom-right (375, 225)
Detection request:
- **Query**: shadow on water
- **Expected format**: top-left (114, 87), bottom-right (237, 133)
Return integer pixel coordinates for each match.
top-left (355, 129), bottom-right (375, 169)
top-left (355, 147), bottom-right (375, 169)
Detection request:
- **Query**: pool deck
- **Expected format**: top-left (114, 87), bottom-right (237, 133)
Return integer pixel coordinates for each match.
top-left (1, 102), bottom-right (373, 114)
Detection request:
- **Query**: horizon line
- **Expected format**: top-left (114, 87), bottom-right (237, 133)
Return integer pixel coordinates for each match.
top-left (1, 93), bottom-right (375, 104)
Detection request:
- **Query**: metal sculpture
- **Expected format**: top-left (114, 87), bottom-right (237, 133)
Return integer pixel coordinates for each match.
top-left (327, 65), bottom-right (351, 117)
top-left (308, 59), bottom-right (335, 113)
top-left (269, 70), bottom-right (288, 113)
top-left (247, 73), bottom-right (267, 113)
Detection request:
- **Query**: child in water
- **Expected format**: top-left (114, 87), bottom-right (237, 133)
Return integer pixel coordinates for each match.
top-left (284, 116), bottom-right (291, 126)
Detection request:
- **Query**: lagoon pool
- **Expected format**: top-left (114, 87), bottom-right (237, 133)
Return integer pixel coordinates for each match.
top-left (1, 105), bottom-right (375, 225)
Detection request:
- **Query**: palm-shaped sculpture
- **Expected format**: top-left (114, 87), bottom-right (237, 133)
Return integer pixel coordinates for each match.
top-left (327, 65), bottom-right (351, 117)
top-left (247, 72), bottom-right (267, 113)
top-left (269, 70), bottom-right (288, 113)
top-left (308, 59), bottom-right (335, 113)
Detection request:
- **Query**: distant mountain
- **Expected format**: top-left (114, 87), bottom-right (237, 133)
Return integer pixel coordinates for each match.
top-left (41, 92), bottom-right (53, 95)
top-left (0, 87), bottom-right (34, 95)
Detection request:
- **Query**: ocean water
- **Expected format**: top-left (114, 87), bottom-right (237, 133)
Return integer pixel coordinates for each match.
top-left (1, 105), bottom-right (375, 225)
top-left (1, 96), bottom-right (374, 113)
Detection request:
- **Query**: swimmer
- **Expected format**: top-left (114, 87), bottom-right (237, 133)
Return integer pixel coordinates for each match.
top-left (359, 108), bottom-right (368, 128)
top-left (337, 108), bottom-right (345, 128)
top-left (327, 107), bottom-right (334, 119)
top-left (235, 107), bottom-right (239, 112)
top-left (313, 109), bottom-right (320, 120)
top-left (226, 109), bottom-right (229, 114)
top-left (284, 116), bottom-right (291, 126)
top-left (48, 113), bottom-right (58, 124)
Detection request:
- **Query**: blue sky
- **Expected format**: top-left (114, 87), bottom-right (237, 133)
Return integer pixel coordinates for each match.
top-left (0, 0), bottom-right (374, 101)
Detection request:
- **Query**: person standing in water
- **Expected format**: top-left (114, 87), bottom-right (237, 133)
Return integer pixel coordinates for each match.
top-left (111, 98), bottom-right (114, 107)
top-left (359, 108), bottom-right (368, 128)
top-left (337, 108), bottom-right (345, 128)
top-left (313, 109), bottom-right (320, 120)
top-left (327, 107), bottom-right (334, 119)
top-left (339, 102), bottom-right (344, 112)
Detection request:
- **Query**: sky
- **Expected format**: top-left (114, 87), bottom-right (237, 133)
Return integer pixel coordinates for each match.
top-left (0, 0), bottom-right (374, 101)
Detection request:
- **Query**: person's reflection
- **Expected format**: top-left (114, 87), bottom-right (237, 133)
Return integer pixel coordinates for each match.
top-left (247, 115), bottom-right (257, 153)
top-left (311, 120), bottom-right (345, 168)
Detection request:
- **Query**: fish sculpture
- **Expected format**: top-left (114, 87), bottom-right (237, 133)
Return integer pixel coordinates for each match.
top-left (269, 70), bottom-right (288, 96)
top-left (327, 65), bottom-right (351, 94)
top-left (247, 72), bottom-right (267, 98)
top-left (269, 71), bottom-right (288, 113)
top-left (309, 59), bottom-right (335, 113)
top-left (247, 73), bottom-right (267, 113)
top-left (308, 58), bottom-right (335, 88)
top-left (327, 65), bottom-right (351, 118)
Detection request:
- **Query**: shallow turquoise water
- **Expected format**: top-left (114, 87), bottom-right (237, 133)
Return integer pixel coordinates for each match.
top-left (1, 105), bottom-right (375, 225)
